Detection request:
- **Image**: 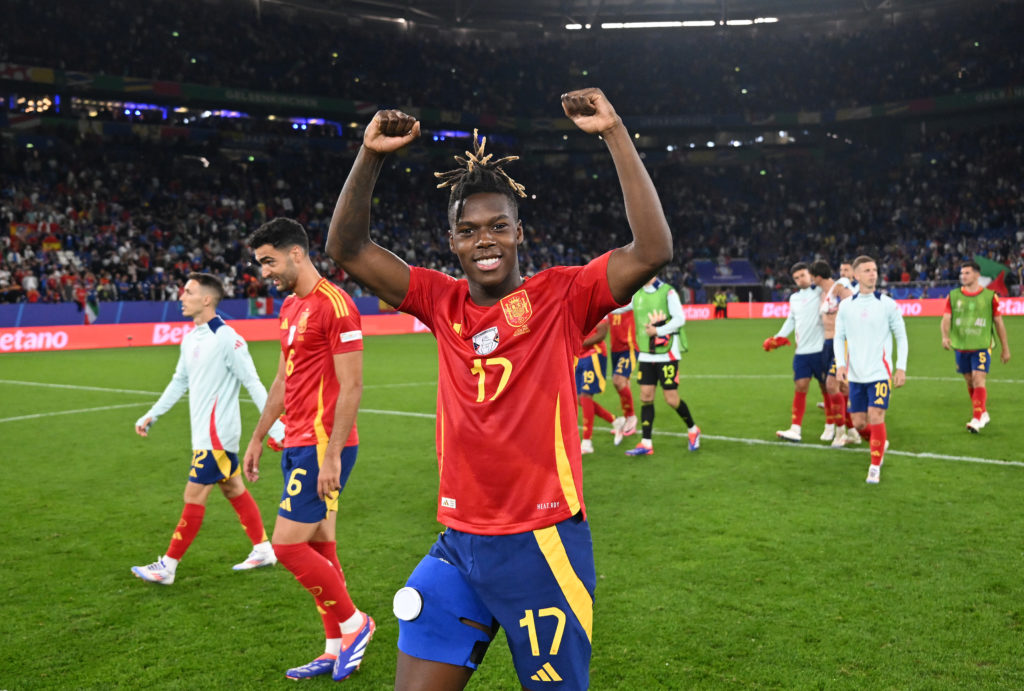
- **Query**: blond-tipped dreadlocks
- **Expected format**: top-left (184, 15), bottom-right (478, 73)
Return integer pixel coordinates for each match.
top-left (434, 129), bottom-right (527, 223)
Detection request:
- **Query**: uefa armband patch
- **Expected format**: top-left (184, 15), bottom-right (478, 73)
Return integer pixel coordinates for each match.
top-left (339, 330), bottom-right (363, 343)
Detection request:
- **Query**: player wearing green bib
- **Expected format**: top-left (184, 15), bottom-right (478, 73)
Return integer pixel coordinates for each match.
top-left (940, 260), bottom-right (1011, 433)
top-left (625, 277), bottom-right (700, 456)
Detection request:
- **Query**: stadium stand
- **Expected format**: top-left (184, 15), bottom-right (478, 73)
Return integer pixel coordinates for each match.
top-left (1, 0), bottom-right (1021, 305)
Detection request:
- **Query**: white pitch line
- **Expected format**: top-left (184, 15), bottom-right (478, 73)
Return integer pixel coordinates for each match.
top-left (360, 408), bottom-right (437, 420)
top-left (0, 378), bottom-right (436, 396)
top-left (649, 429), bottom-right (1024, 467)
top-left (0, 379), bottom-right (164, 395)
top-left (0, 402), bottom-right (150, 424)
top-left (3, 379), bottom-right (1018, 466)
top-left (355, 409), bottom-right (1023, 467)
top-left (679, 374), bottom-right (1024, 384)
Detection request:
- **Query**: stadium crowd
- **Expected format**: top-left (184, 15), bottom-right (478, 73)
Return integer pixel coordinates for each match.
top-left (2, 116), bottom-right (1021, 305)
top-left (2, 0), bottom-right (1022, 306)
top-left (3, 0), bottom-right (1023, 119)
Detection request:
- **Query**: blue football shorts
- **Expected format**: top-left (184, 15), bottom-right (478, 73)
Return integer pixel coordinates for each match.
top-left (188, 449), bottom-right (239, 485)
top-left (610, 349), bottom-right (636, 380)
top-left (847, 380), bottom-right (891, 413)
top-left (575, 353), bottom-right (607, 396)
top-left (792, 351), bottom-right (827, 383)
top-left (394, 513), bottom-right (596, 690)
top-left (954, 349), bottom-right (991, 375)
top-left (822, 339), bottom-right (837, 378)
top-left (277, 444), bottom-right (357, 522)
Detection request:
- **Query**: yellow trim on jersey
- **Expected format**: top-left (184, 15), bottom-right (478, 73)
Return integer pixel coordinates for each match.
top-left (314, 376), bottom-right (329, 446)
top-left (211, 449), bottom-right (238, 479)
top-left (552, 395), bottom-right (581, 516)
top-left (626, 333), bottom-right (637, 374)
top-left (533, 525), bottom-right (593, 642)
top-left (316, 280), bottom-right (349, 318)
top-left (438, 405), bottom-right (445, 476)
top-left (589, 353), bottom-right (606, 392)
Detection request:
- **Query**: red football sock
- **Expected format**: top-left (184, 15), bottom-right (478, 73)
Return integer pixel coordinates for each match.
top-left (844, 404), bottom-right (854, 429)
top-left (972, 387), bottom-right (987, 418)
top-left (274, 543), bottom-right (356, 637)
top-left (821, 393), bottom-right (835, 425)
top-left (859, 425), bottom-right (872, 443)
top-left (593, 401), bottom-right (616, 424)
top-left (229, 490), bottom-right (268, 545)
top-left (828, 393), bottom-right (844, 426)
top-left (166, 502), bottom-right (205, 560)
top-left (310, 541), bottom-right (351, 638)
top-left (869, 423), bottom-right (887, 467)
top-left (791, 391), bottom-right (807, 426)
top-left (617, 386), bottom-right (635, 418)
top-left (580, 397), bottom-right (595, 439)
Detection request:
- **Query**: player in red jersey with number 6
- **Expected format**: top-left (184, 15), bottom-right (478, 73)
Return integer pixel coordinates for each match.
top-left (327, 88), bottom-right (673, 690)
top-left (243, 219), bottom-right (374, 682)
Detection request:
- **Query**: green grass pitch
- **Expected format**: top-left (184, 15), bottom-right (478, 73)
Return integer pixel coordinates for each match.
top-left (1, 317), bottom-right (1022, 689)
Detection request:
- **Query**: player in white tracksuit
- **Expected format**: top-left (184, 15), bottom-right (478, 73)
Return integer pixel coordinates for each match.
top-left (764, 262), bottom-right (825, 442)
top-left (130, 272), bottom-right (285, 584)
top-left (835, 256), bottom-right (908, 484)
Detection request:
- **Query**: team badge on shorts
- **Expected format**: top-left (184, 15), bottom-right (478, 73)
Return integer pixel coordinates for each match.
top-left (500, 290), bottom-right (533, 327)
top-left (472, 327), bottom-right (500, 355)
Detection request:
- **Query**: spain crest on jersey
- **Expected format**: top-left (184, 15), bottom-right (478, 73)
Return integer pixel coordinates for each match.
top-left (297, 309), bottom-right (310, 334)
top-left (500, 289), bottom-right (532, 327)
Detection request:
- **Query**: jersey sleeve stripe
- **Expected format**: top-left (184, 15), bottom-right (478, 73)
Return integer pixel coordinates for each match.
top-left (532, 524), bottom-right (593, 642)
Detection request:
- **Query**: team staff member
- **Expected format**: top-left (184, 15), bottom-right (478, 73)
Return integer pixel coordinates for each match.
top-left (327, 88), bottom-right (673, 691)
top-left (835, 255), bottom-right (909, 484)
top-left (626, 275), bottom-right (700, 456)
top-left (940, 259), bottom-right (1011, 432)
top-left (244, 219), bottom-right (374, 682)
top-left (131, 272), bottom-right (283, 585)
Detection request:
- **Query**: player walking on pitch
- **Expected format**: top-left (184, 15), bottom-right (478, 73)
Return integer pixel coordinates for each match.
top-left (607, 305), bottom-right (639, 445)
top-left (327, 88), bottom-right (672, 690)
top-left (131, 272), bottom-right (283, 585)
top-left (940, 259), bottom-right (1011, 432)
top-left (834, 255), bottom-right (909, 484)
top-left (626, 276), bottom-right (700, 456)
top-left (243, 219), bottom-right (374, 681)
top-left (763, 262), bottom-right (826, 443)
top-left (811, 261), bottom-right (853, 444)
top-left (576, 319), bottom-right (615, 454)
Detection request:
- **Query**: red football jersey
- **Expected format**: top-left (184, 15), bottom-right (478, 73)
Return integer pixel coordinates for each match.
top-left (400, 252), bottom-right (624, 535)
top-left (278, 278), bottom-right (361, 448)
top-left (608, 308), bottom-right (637, 353)
top-left (579, 319), bottom-right (609, 358)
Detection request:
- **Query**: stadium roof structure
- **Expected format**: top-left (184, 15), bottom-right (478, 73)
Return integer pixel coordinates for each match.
top-left (261, 0), bottom-right (971, 31)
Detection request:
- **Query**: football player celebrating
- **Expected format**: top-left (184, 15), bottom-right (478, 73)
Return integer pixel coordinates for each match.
top-left (326, 88), bottom-right (672, 691)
